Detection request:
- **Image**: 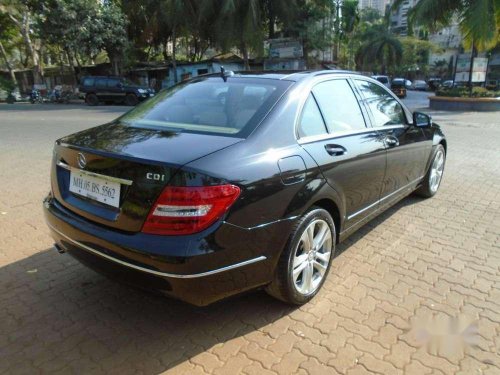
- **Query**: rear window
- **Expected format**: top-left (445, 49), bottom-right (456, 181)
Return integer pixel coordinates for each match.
top-left (375, 76), bottom-right (389, 84)
top-left (119, 77), bottom-right (292, 137)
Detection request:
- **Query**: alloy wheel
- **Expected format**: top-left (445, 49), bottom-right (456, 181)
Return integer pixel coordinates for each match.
top-left (430, 149), bottom-right (445, 193)
top-left (292, 219), bottom-right (332, 295)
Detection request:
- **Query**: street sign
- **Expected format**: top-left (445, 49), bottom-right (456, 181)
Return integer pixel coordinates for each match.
top-left (454, 54), bottom-right (489, 83)
top-left (455, 54), bottom-right (471, 82)
top-left (472, 57), bottom-right (488, 83)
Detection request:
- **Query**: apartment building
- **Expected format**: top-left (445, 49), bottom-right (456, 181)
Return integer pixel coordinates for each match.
top-left (358, 0), bottom-right (390, 15)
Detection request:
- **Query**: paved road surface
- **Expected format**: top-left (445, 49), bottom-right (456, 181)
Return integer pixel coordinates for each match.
top-left (0, 101), bottom-right (499, 374)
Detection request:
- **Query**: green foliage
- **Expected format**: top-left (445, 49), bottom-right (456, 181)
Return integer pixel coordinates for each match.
top-left (36, 0), bottom-right (128, 72)
top-left (392, 0), bottom-right (499, 52)
top-left (356, 23), bottom-right (403, 74)
top-left (436, 86), bottom-right (500, 97)
top-left (0, 76), bottom-right (17, 92)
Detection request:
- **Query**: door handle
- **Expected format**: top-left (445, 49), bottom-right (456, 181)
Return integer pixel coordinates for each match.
top-left (325, 144), bottom-right (347, 156)
top-left (384, 135), bottom-right (399, 148)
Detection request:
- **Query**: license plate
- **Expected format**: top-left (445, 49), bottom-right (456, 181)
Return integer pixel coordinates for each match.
top-left (69, 169), bottom-right (121, 208)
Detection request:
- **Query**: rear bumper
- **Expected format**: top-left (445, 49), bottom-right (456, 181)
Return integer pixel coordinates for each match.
top-left (43, 195), bottom-right (294, 305)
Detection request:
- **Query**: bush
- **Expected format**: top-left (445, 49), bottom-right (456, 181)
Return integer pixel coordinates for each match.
top-left (436, 86), bottom-right (500, 98)
top-left (0, 77), bottom-right (16, 93)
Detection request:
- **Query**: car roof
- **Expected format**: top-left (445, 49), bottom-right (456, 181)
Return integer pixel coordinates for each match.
top-left (202, 70), bottom-right (366, 82)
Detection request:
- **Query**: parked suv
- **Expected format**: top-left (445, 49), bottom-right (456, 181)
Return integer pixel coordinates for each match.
top-left (79, 76), bottom-right (155, 106)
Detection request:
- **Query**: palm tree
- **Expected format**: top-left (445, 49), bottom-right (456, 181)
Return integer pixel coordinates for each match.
top-left (392, 0), bottom-right (499, 52)
top-left (392, 0), bottom-right (499, 92)
top-left (206, 0), bottom-right (263, 70)
top-left (356, 23), bottom-right (403, 74)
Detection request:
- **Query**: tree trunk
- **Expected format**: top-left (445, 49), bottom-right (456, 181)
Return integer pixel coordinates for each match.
top-left (241, 43), bottom-right (250, 70)
top-left (268, 1), bottom-right (275, 39)
top-left (468, 41), bottom-right (476, 97)
top-left (65, 48), bottom-right (79, 86)
top-left (10, 11), bottom-right (43, 84)
top-left (172, 28), bottom-right (178, 84)
top-left (0, 41), bottom-right (17, 86)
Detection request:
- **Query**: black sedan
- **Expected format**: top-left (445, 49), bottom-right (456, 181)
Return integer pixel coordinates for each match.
top-left (44, 70), bottom-right (446, 306)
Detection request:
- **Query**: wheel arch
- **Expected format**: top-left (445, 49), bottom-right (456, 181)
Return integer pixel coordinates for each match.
top-left (309, 198), bottom-right (341, 244)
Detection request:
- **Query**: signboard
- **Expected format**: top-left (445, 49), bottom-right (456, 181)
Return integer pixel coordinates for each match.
top-left (455, 54), bottom-right (489, 83)
top-left (454, 54), bottom-right (471, 82)
top-left (472, 57), bottom-right (488, 83)
top-left (269, 39), bottom-right (303, 59)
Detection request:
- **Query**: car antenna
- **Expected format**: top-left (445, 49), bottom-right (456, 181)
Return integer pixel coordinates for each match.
top-left (220, 66), bottom-right (233, 82)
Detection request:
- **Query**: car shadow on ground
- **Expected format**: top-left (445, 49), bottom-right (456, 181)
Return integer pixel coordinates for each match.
top-left (0, 195), bottom-right (424, 373)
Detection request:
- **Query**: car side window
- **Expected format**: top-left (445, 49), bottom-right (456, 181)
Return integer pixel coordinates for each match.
top-left (83, 78), bottom-right (94, 87)
top-left (96, 78), bottom-right (107, 88)
top-left (107, 78), bottom-right (120, 88)
top-left (355, 80), bottom-right (407, 127)
top-left (298, 94), bottom-right (328, 138)
top-left (312, 79), bottom-right (367, 133)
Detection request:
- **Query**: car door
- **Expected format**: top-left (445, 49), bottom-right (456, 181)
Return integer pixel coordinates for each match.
top-left (106, 78), bottom-right (125, 101)
top-left (298, 78), bottom-right (387, 228)
top-left (353, 79), bottom-right (431, 202)
top-left (95, 78), bottom-right (109, 101)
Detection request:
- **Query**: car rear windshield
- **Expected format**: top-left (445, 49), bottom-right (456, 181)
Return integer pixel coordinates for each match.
top-left (376, 77), bottom-right (389, 84)
top-left (119, 77), bottom-right (292, 137)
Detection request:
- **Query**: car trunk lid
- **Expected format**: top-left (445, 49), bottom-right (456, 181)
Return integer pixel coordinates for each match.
top-left (51, 122), bottom-right (242, 232)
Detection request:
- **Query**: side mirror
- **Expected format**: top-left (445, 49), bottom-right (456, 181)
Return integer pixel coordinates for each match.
top-left (413, 111), bottom-right (432, 127)
top-left (117, 82), bottom-right (123, 88)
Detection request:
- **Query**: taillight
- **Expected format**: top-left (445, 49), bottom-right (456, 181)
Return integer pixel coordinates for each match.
top-left (142, 185), bottom-right (241, 235)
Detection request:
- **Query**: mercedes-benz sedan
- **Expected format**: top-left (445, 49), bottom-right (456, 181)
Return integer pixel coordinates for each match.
top-left (44, 70), bottom-right (446, 306)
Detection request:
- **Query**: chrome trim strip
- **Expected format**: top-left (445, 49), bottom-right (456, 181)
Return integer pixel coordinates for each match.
top-left (347, 176), bottom-right (423, 220)
top-left (298, 125), bottom-right (408, 145)
top-left (223, 215), bottom-right (300, 231)
top-left (298, 127), bottom-right (378, 145)
top-left (56, 160), bottom-right (71, 170)
top-left (47, 223), bottom-right (266, 279)
top-left (56, 160), bottom-right (133, 186)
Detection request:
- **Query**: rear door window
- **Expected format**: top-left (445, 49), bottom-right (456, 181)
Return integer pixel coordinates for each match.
top-left (312, 79), bottom-right (367, 133)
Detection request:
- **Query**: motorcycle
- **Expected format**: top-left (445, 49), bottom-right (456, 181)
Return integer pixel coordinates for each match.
top-left (30, 89), bottom-right (43, 104)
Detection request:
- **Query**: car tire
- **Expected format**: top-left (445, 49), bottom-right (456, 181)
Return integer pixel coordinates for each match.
top-left (85, 93), bottom-right (99, 106)
top-left (266, 207), bottom-right (335, 305)
top-left (415, 144), bottom-right (446, 198)
top-left (125, 94), bottom-right (138, 106)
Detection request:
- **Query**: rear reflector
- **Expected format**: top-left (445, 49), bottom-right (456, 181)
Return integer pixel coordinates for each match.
top-left (142, 185), bottom-right (241, 235)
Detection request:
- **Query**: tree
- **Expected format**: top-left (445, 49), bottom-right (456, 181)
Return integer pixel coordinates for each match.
top-left (1, 0), bottom-right (43, 83)
top-left (37, 0), bottom-right (128, 78)
top-left (0, 11), bottom-right (18, 86)
top-left (286, 0), bottom-right (336, 65)
top-left (93, 3), bottom-right (129, 75)
top-left (356, 23), bottom-right (403, 74)
top-left (339, 0), bottom-right (360, 69)
top-left (392, 0), bottom-right (499, 52)
top-left (392, 0), bottom-right (500, 92)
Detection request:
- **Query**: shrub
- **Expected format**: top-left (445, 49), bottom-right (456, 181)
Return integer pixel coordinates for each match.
top-left (436, 86), bottom-right (500, 98)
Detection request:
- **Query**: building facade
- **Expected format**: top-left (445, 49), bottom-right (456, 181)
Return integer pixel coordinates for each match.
top-left (390, 0), bottom-right (420, 36)
top-left (358, 0), bottom-right (390, 15)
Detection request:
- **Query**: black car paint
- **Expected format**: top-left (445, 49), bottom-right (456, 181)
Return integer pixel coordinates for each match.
top-left (44, 70), bottom-right (446, 306)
